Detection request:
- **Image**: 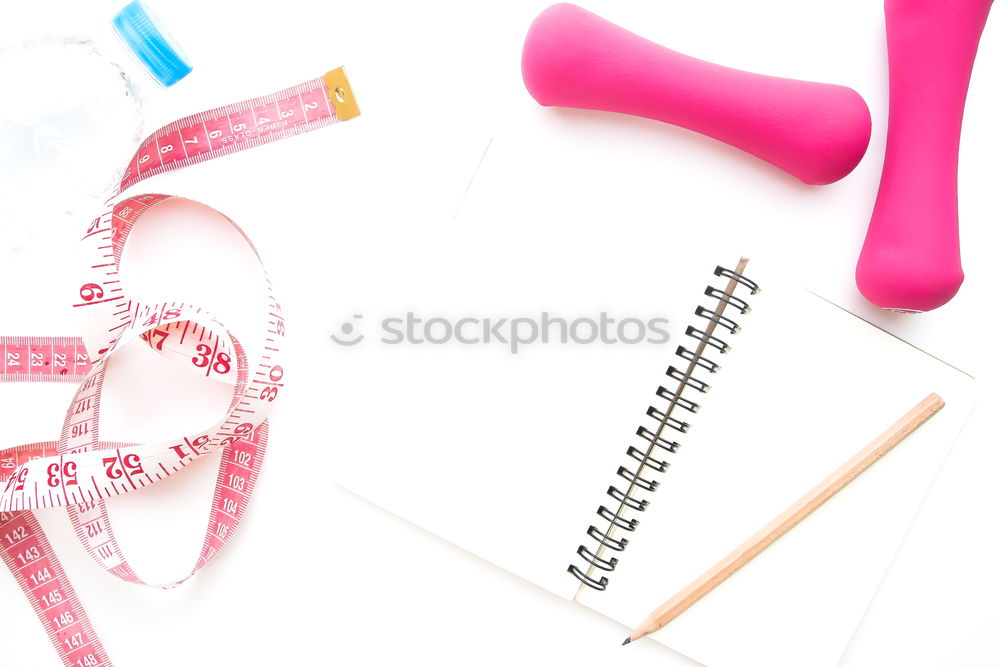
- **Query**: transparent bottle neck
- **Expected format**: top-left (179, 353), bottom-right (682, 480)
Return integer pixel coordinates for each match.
top-left (93, 20), bottom-right (165, 105)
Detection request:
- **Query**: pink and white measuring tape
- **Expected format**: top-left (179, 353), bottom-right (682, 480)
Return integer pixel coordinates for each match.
top-left (1, 67), bottom-right (359, 667)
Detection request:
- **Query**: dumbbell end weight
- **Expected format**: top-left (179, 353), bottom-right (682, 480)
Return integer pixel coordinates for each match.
top-left (856, 242), bottom-right (965, 314)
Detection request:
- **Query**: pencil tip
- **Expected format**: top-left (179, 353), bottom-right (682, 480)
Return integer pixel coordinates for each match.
top-left (622, 637), bottom-right (631, 646)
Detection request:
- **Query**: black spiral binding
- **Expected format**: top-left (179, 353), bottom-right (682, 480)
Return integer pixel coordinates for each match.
top-left (568, 261), bottom-right (760, 591)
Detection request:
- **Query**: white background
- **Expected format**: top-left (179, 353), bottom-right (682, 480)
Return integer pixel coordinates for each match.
top-left (2, 1), bottom-right (999, 666)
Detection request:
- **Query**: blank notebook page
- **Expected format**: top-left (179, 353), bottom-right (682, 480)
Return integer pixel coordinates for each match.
top-left (330, 213), bottom-right (715, 598)
top-left (576, 280), bottom-right (975, 667)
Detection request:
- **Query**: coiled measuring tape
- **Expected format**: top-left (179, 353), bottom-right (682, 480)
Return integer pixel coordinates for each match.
top-left (1, 67), bottom-right (359, 667)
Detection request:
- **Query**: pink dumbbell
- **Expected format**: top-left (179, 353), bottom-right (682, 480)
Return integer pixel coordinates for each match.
top-left (521, 3), bottom-right (872, 185)
top-left (856, 0), bottom-right (993, 313)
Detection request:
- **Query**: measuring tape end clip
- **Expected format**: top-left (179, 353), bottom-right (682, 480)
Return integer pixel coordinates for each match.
top-left (324, 67), bottom-right (360, 121)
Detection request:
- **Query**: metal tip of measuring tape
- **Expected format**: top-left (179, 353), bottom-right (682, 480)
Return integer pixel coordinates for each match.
top-left (323, 67), bottom-right (361, 121)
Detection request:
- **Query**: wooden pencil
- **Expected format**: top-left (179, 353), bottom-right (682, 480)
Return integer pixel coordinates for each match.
top-left (624, 392), bottom-right (945, 645)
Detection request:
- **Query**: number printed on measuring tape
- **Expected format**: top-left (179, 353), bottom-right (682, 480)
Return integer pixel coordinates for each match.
top-left (1, 67), bottom-right (359, 667)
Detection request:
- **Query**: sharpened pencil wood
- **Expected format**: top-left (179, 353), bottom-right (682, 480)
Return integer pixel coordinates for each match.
top-left (626, 393), bottom-right (945, 644)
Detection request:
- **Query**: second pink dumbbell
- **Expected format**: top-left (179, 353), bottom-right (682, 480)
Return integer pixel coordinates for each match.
top-left (856, 0), bottom-right (993, 313)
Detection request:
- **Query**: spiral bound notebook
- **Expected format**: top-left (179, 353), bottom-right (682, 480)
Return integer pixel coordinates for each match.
top-left (566, 258), bottom-right (759, 593)
top-left (322, 104), bottom-right (976, 667)
top-left (329, 251), bottom-right (975, 667)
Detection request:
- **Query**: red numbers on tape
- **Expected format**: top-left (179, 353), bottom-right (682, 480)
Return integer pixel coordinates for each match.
top-left (1, 68), bottom-right (358, 666)
top-left (1, 337), bottom-right (92, 382)
top-left (119, 67), bottom-right (356, 192)
top-left (1, 509), bottom-right (113, 667)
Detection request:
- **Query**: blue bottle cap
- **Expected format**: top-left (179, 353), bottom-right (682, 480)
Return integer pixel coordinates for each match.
top-left (112, 1), bottom-right (192, 87)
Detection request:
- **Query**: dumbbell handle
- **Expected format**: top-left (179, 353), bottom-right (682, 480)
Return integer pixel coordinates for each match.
top-left (521, 3), bottom-right (872, 185)
top-left (856, 0), bottom-right (993, 312)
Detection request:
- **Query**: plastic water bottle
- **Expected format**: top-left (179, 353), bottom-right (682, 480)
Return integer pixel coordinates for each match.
top-left (0, 0), bottom-right (191, 256)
